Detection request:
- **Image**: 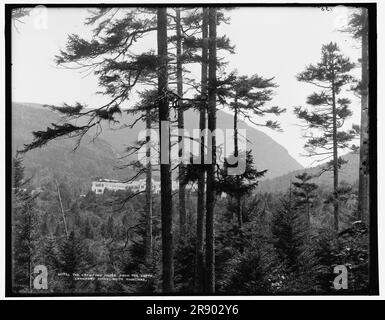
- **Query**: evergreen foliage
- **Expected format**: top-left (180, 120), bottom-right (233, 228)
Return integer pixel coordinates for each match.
top-left (12, 7), bottom-right (371, 295)
top-left (12, 157), bottom-right (38, 292)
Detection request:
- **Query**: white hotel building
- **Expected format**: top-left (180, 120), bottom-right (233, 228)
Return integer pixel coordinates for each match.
top-left (91, 178), bottom-right (194, 195)
top-left (91, 178), bottom-right (161, 195)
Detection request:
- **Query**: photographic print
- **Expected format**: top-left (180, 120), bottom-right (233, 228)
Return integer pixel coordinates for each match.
top-left (5, 3), bottom-right (378, 296)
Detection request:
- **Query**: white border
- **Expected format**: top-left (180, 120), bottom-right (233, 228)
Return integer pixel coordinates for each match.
top-left (1, 0), bottom-right (383, 300)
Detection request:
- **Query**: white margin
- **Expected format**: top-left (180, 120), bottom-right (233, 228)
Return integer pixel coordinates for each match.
top-left (1, 0), bottom-right (383, 300)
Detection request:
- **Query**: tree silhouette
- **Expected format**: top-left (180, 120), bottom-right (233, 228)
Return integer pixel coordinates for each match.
top-left (294, 42), bottom-right (358, 231)
top-left (342, 8), bottom-right (369, 222)
top-left (222, 72), bottom-right (285, 227)
top-left (12, 157), bottom-right (37, 292)
top-left (292, 173), bottom-right (318, 228)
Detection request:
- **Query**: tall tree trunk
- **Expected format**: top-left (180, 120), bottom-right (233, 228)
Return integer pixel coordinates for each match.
top-left (28, 205), bottom-right (32, 292)
top-left (157, 8), bottom-right (174, 293)
top-left (233, 103), bottom-right (242, 229)
top-left (195, 6), bottom-right (208, 293)
top-left (331, 80), bottom-right (339, 232)
top-left (55, 179), bottom-right (68, 238)
top-left (358, 8), bottom-right (369, 223)
top-left (234, 104), bottom-right (238, 158)
top-left (176, 8), bottom-right (186, 237)
top-left (205, 7), bottom-right (217, 294)
top-left (145, 105), bottom-right (153, 266)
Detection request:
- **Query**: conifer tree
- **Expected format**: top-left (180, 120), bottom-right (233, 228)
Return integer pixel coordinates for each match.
top-left (205, 7), bottom-right (217, 294)
top-left (294, 42), bottom-right (358, 231)
top-left (271, 190), bottom-right (316, 290)
top-left (106, 215), bottom-right (114, 239)
top-left (12, 157), bottom-right (37, 292)
top-left (175, 8), bottom-right (187, 236)
top-left (343, 8), bottom-right (369, 222)
top-left (58, 231), bottom-right (90, 291)
top-left (223, 73), bottom-right (285, 228)
top-left (157, 7), bottom-right (174, 293)
top-left (43, 235), bottom-right (59, 271)
top-left (82, 218), bottom-right (94, 239)
top-left (217, 151), bottom-right (266, 228)
top-left (168, 8), bottom-right (233, 239)
top-left (42, 235), bottom-right (61, 291)
top-left (292, 173), bottom-right (318, 228)
top-left (11, 7), bottom-right (30, 26)
top-left (195, 7), bottom-right (208, 293)
top-left (145, 105), bottom-right (154, 266)
top-left (127, 89), bottom-right (159, 265)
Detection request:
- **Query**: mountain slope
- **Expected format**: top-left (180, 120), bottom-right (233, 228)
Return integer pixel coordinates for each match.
top-left (12, 102), bottom-right (304, 188)
top-left (12, 102), bottom-right (126, 189)
top-left (257, 152), bottom-right (359, 194)
top-left (82, 107), bottom-right (304, 179)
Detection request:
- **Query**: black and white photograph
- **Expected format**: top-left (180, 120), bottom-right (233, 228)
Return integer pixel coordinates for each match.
top-left (4, 2), bottom-right (379, 298)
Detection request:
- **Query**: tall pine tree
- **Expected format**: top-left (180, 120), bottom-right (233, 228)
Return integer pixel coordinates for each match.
top-left (205, 7), bottom-right (217, 294)
top-left (292, 173), bottom-right (318, 228)
top-left (12, 157), bottom-right (37, 292)
top-left (194, 7), bottom-right (209, 293)
top-left (223, 73), bottom-right (285, 228)
top-left (343, 8), bottom-right (369, 222)
top-left (157, 7), bottom-right (174, 293)
top-left (294, 42), bottom-right (358, 232)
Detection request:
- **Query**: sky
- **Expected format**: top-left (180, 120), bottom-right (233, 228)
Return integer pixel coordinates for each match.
top-left (11, 6), bottom-right (362, 167)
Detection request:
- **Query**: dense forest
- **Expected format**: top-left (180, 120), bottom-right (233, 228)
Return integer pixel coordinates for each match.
top-left (11, 6), bottom-right (371, 294)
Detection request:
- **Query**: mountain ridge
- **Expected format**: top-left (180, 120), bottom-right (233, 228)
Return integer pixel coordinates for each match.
top-left (12, 102), bottom-right (304, 189)
top-left (12, 102), bottom-right (128, 190)
top-left (257, 152), bottom-right (359, 194)
top-left (78, 104), bottom-right (304, 178)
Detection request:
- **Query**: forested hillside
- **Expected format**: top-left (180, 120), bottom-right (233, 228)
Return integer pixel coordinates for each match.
top-left (82, 107), bottom-right (303, 179)
top-left (13, 102), bottom-right (303, 185)
top-left (258, 152), bottom-right (359, 194)
top-left (12, 102), bottom-right (129, 190)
